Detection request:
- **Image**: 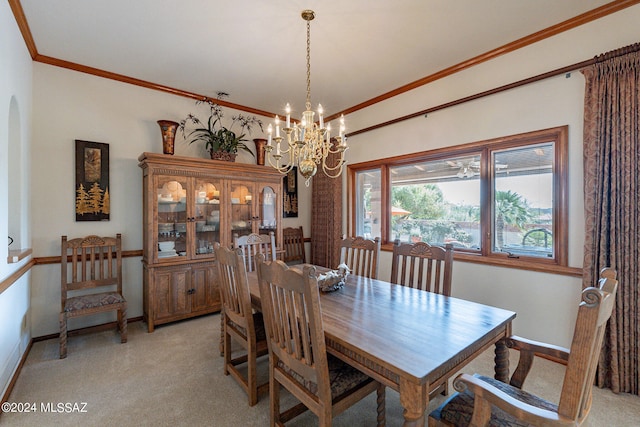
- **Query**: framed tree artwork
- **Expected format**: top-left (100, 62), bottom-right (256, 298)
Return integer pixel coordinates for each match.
top-left (283, 166), bottom-right (298, 217)
top-left (75, 140), bottom-right (110, 221)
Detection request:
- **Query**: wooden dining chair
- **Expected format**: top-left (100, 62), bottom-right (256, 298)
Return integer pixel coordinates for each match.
top-left (390, 240), bottom-right (454, 397)
top-left (233, 232), bottom-right (276, 272)
top-left (428, 268), bottom-right (618, 427)
top-left (255, 253), bottom-right (385, 426)
top-left (59, 234), bottom-right (127, 359)
top-left (214, 243), bottom-right (269, 406)
top-left (390, 240), bottom-right (454, 296)
top-left (282, 226), bottom-right (306, 265)
top-left (339, 235), bottom-right (380, 279)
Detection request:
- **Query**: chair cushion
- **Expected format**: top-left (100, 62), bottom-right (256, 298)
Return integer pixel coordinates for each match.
top-left (327, 355), bottom-right (374, 399)
top-left (227, 312), bottom-right (266, 342)
top-left (278, 354), bottom-right (373, 399)
top-left (64, 292), bottom-right (125, 312)
top-left (433, 375), bottom-right (558, 427)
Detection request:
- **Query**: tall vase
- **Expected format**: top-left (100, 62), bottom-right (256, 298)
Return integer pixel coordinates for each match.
top-left (253, 138), bottom-right (267, 166)
top-left (157, 120), bottom-right (179, 155)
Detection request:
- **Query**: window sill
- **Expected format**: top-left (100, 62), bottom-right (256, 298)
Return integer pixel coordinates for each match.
top-left (380, 244), bottom-right (581, 277)
top-left (453, 252), bottom-right (582, 277)
top-left (7, 248), bottom-right (33, 264)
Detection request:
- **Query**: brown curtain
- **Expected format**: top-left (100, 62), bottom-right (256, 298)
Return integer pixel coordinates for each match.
top-left (310, 148), bottom-right (343, 269)
top-left (581, 43), bottom-right (640, 395)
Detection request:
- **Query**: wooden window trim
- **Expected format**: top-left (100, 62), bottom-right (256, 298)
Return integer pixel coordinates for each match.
top-left (348, 126), bottom-right (573, 274)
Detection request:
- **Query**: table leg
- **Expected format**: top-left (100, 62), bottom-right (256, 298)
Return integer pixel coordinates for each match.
top-left (399, 377), bottom-right (427, 427)
top-left (494, 338), bottom-right (510, 383)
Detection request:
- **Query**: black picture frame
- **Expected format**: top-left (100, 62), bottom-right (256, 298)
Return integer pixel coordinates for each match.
top-left (75, 140), bottom-right (110, 221)
top-left (283, 167), bottom-right (298, 217)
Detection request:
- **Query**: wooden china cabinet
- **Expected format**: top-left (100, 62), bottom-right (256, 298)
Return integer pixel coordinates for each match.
top-left (138, 152), bottom-right (283, 332)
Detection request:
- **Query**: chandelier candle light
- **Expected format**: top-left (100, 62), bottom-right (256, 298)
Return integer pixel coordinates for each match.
top-left (265, 9), bottom-right (348, 187)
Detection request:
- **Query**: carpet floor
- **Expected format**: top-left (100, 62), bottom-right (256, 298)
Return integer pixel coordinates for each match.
top-left (2, 314), bottom-right (638, 426)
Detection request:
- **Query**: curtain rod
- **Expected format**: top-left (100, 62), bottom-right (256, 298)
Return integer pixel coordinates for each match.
top-left (594, 41), bottom-right (640, 62)
top-left (346, 42), bottom-right (640, 139)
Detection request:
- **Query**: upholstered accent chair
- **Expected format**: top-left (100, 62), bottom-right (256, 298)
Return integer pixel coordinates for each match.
top-left (428, 268), bottom-right (618, 427)
top-left (59, 234), bottom-right (127, 359)
top-left (338, 235), bottom-right (380, 279)
top-left (256, 254), bottom-right (385, 426)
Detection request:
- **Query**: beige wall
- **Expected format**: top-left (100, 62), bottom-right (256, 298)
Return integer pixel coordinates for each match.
top-left (0, 1), bottom-right (34, 398)
top-left (344, 5), bottom-right (640, 347)
top-left (28, 65), bottom-right (312, 337)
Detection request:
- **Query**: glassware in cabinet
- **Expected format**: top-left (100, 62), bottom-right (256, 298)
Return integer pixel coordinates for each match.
top-left (156, 177), bottom-right (187, 259)
top-left (193, 179), bottom-right (222, 256)
top-left (259, 186), bottom-right (278, 232)
top-left (229, 182), bottom-right (254, 241)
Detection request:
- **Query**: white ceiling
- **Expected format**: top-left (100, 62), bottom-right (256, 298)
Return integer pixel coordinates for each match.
top-left (20, 0), bottom-right (614, 119)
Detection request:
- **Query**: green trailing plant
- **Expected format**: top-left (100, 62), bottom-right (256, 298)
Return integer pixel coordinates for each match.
top-left (178, 92), bottom-right (263, 157)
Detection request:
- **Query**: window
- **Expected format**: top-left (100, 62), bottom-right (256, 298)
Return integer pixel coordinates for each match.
top-left (349, 126), bottom-right (568, 270)
top-left (355, 169), bottom-right (381, 239)
top-left (389, 153), bottom-right (481, 250)
top-left (492, 143), bottom-right (555, 258)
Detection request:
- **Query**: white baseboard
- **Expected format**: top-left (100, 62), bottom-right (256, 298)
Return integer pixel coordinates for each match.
top-left (1, 341), bottom-right (22, 401)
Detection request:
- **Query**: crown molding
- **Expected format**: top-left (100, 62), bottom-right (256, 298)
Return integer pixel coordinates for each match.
top-left (8, 0), bottom-right (640, 121)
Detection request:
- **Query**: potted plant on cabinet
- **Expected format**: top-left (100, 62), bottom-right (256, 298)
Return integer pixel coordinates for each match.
top-left (179, 92), bottom-right (263, 162)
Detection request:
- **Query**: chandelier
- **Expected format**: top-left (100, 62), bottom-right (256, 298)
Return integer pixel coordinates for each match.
top-left (265, 10), bottom-right (348, 187)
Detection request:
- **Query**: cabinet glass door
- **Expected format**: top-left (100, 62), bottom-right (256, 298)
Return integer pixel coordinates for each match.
top-left (259, 186), bottom-right (277, 233)
top-left (230, 181), bottom-right (254, 242)
top-left (156, 177), bottom-right (187, 260)
top-left (194, 179), bottom-right (222, 256)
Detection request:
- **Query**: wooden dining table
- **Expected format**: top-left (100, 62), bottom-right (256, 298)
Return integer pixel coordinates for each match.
top-left (246, 266), bottom-right (516, 426)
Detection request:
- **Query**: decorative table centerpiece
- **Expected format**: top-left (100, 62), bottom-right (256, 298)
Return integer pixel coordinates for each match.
top-left (317, 263), bottom-right (350, 292)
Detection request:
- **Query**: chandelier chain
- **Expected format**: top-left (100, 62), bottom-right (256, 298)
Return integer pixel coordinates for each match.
top-left (305, 18), bottom-right (311, 111)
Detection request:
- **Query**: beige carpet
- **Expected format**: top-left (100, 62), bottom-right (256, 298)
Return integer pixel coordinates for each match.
top-left (2, 314), bottom-right (638, 426)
